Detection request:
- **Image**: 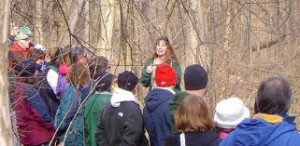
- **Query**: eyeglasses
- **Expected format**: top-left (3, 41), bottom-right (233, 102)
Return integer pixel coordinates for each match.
top-left (21, 37), bottom-right (31, 42)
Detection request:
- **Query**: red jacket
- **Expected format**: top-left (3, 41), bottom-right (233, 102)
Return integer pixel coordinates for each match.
top-left (12, 82), bottom-right (55, 145)
top-left (9, 41), bottom-right (34, 58)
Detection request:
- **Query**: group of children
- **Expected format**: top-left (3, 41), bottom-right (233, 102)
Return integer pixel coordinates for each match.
top-left (7, 25), bottom-right (300, 146)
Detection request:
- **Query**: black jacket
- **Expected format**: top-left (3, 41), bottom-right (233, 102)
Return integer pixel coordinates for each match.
top-left (165, 131), bottom-right (221, 146)
top-left (97, 101), bottom-right (148, 146)
top-left (35, 73), bottom-right (60, 118)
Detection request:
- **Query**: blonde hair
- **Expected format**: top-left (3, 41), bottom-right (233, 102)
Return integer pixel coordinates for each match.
top-left (175, 95), bottom-right (214, 132)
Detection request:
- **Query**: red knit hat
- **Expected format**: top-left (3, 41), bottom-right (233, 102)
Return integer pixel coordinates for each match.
top-left (155, 63), bottom-right (177, 87)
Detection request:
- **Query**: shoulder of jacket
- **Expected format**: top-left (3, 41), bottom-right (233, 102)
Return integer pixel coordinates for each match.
top-left (119, 102), bottom-right (141, 114)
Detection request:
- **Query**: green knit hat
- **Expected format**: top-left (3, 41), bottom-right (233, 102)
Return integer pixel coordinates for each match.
top-left (18, 26), bottom-right (33, 36)
top-left (15, 26), bottom-right (33, 40)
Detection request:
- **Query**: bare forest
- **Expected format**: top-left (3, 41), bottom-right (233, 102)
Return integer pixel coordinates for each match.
top-left (1, 0), bottom-right (300, 145)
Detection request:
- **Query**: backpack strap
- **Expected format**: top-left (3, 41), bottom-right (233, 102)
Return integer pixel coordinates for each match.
top-left (180, 133), bottom-right (186, 146)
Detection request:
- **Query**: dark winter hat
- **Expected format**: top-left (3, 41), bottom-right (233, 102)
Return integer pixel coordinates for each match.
top-left (95, 71), bottom-right (115, 92)
top-left (117, 71), bottom-right (139, 91)
top-left (14, 60), bottom-right (37, 77)
top-left (155, 63), bottom-right (177, 87)
top-left (184, 64), bottom-right (208, 90)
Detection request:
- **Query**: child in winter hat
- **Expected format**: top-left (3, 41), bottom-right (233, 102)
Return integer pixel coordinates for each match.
top-left (214, 97), bottom-right (250, 139)
top-left (155, 63), bottom-right (177, 87)
top-left (117, 71), bottom-right (139, 91)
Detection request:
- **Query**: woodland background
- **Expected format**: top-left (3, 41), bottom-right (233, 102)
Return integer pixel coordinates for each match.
top-left (1, 0), bottom-right (300, 145)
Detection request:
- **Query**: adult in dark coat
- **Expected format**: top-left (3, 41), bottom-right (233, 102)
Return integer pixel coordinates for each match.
top-left (12, 60), bottom-right (55, 146)
top-left (97, 71), bottom-right (148, 146)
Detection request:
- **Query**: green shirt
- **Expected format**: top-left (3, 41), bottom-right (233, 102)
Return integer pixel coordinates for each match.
top-left (83, 91), bottom-right (111, 146)
top-left (169, 91), bottom-right (190, 132)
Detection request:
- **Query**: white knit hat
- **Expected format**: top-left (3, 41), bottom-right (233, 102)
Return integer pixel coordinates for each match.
top-left (34, 44), bottom-right (46, 51)
top-left (214, 97), bottom-right (250, 129)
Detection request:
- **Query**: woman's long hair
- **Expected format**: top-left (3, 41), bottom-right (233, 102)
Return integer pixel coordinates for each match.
top-left (151, 36), bottom-right (178, 63)
top-left (175, 95), bottom-right (214, 132)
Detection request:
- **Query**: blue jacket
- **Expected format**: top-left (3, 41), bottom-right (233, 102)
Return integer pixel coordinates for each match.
top-left (143, 88), bottom-right (175, 146)
top-left (220, 115), bottom-right (300, 146)
top-left (55, 85), bottom-right (83, 145)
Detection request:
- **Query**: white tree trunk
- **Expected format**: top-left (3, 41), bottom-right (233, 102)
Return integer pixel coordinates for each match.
top-left (187, 0), bottom-right (199, 65)
top-left (0, 0), bottom-right (13, 145)
top-left (70, 0), bottom-right (85, 34)
top-left (34, 0), bottom-right (43, 44)
top-left (58, 0), bottom-right (85, 44)
top-left (97, 0), bottom-right (115, 58)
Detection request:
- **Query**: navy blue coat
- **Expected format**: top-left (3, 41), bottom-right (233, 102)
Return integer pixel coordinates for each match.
top-left (143, 88), bottom-right (175, 146)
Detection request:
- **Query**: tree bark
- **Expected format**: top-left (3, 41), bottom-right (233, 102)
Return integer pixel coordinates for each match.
top-left (0, 0), bottom-right (13, 145)
top-left (161, 0), bottom-right (177, 34)
top-left (97, 0), bottom-right (115, 58)
top-left (34, 0), bottom-right (43, 44)
top-left (84, 0), bottom-right (90, 45)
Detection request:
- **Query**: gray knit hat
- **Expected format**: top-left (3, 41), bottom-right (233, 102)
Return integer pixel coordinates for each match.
top-left (70, 45), bottom-right (86, 63)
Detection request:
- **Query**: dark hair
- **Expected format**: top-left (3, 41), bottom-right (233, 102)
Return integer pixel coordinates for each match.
top-left (14, 60), bottom-right (37, 84)
top-left (255, 76), bottom-right (292, 115)
top-left (9, 52), bottom-right (25, 69)
top-left (50, 47), bottom-right (63, 67)
top-left (94, 71), bottom-right (114, 92)
top-left (28, 49), bottom-right (45, 62)
top-left (89, 56), bottom-right (109, 79)
top-left (117, 71), bottom-right (138, 92)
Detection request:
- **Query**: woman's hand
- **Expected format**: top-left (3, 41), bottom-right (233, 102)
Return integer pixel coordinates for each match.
top-left (146, 65), bottom-right (157, 74)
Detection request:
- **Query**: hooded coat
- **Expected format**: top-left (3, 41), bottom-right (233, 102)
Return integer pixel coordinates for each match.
top-left (12, 82), bottom-right (55, 146)
top-left (220, 114), bottom-right (300, 146)
top-left (143, 88), bottom-right (175, 146)
top-left (83, 91), bottom-right (111, 146)
top-left (96, 88), bottom-right (148, 146)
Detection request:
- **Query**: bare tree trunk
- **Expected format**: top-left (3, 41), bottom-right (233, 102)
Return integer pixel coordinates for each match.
top-left (97, 0), bottom-right (115, 58)
top-left (70, 0), bottom-right (85, 35)
top-left (58, 0), bottom-right (85, 44)
top-left (0, 0), bottom-right (13, 145)
top-left (161, 0), bottom-right (177, 34)
top-left (245, 0), bottom-right (252, 65)
top-left (84, 1), bottom-right (90, 45)
top-left (34, 0), bottom-right (43, 44)
top-left (210, 0), bottom-right (216, 71)
top-left (198, 0), bottom-right (209, 67)
top-left (126, 0), bottom-right (135, 70)
top-left (284, 0), bottom-right (293, 43)
top-left (187, 0), bottom-right (199, 65)
top-left (207, 0), bottom-right (217, 107)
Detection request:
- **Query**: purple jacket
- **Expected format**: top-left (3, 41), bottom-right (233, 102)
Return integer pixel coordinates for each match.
top-left (56, 73), bottom-right (69, 98)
